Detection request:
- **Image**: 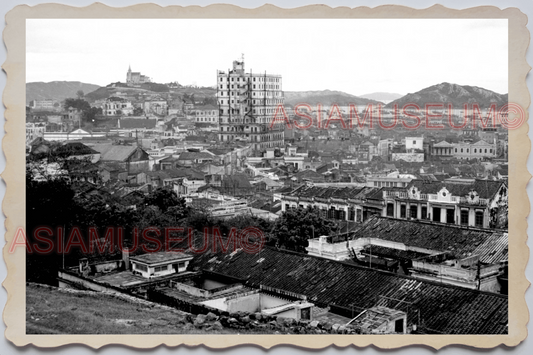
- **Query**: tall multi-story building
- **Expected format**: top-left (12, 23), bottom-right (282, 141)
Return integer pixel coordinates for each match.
top-left (217, 60), bottom-right (284, 151)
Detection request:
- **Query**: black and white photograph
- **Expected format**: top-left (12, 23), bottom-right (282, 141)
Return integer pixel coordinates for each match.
top-left (2, 3), bottom-right (528, 350)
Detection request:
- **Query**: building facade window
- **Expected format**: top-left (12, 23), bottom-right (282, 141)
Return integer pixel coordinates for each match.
top-left (475, 211), bottom-right (484, 227)
top-left (446, 209), bottom-right (455, 224)
top-left (433, 207), bottom-right (441, 222)
top-left (348, 208), bottom-right (355, 221)
top-left (386, 203), bottom-right (394, 217)
top-left (400, 205), bottom-right (406, 218)
top-left (135, 264), bottom-right (148, 272)
top-left (154, 266), bottom-right (167, 273)
top-left (410, 205), bottom-right (417, 219)
top-left (461, 209), bottom-right (469, 225)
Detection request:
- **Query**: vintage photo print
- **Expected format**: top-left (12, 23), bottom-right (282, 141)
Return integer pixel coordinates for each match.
top-left (2, 3), bottom-right (530, 350)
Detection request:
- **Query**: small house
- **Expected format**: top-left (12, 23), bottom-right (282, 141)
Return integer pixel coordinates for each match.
top-left (130, 252), bottom-right (193, 279)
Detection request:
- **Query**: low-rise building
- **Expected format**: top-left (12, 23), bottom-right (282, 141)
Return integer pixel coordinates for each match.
top-left (92, 144), bottom-right (150, 174)
top-left (130, 252), bottom-right (193, 279)
top-left (280, 185), bottom-right (378, 223)
top-left (194, 105), bottom-right (218, 124)
top-left (432, 140), bottom-right (497, 159)
top-left (103, 97), bottom-right (134, 116)
top-left (306, 215), bottom-right (508, 293)
top-left (382, 178), bottom-right (508, 229)
top-left (366, 174), bottom-right (415, 188)
top-left (43, 128), bottom-right (105, 142)
top-left (29, 99), bottom-right (60, 111)
top-left (26, 122), bottom-right (46, 145)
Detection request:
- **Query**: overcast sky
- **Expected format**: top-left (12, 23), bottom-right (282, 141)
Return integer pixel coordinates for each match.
top-left (26, 19), bottom-right (508, 96)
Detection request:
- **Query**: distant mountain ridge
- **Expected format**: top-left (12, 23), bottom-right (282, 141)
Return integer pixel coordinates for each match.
top-left (359, 92), bottom-right (403, 102)
top-left (26, 81), bottom-right (101, 105)
top-left (284, 90), bottom-right (381, 106)
top-left (385, 82), bottom-right (507, 108)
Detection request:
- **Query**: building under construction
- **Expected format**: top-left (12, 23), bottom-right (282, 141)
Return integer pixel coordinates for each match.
top-left (217, 59), bottom-right (285, 152)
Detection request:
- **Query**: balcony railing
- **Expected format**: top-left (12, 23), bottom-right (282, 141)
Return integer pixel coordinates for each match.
top-left (459, 197), bottom-right (489, 206)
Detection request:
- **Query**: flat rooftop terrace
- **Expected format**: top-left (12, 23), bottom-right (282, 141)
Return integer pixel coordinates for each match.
top-left (94, 270), bottom-right (196, 288)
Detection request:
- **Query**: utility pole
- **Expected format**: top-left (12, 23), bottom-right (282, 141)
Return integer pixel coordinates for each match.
top-left (369, 243), bottom-right (372, 269)
top-left (60, 225), bottom-right (65, 270)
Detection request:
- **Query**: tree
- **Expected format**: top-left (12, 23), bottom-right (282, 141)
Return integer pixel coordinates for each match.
top-left (63, 98), bottom-right (91, 112)
top-left (26, 166), bottom-right (81, 284)
top-left (84, 107), bottom-right (102, 122)
top-left (142, 187), bottom-right (189, 216)
top-left (133, 107), bottom-right (144, 116)
top-left (269, 207), bottom-right (337, 253)
top-left (76, 90), bottom-right (85, 99)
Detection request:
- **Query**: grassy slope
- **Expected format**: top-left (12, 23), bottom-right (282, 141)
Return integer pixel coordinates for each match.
top-left (26, 283), bottom-right (257, 334)
top-left (26, 81), bottom-right (101, 104)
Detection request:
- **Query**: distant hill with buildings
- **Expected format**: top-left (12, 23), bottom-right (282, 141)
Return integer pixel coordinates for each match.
top-left (385, 82), bottom-right (508, 108)
top-left (84, 82), bottom-right (217, 102)
top-left (358, 92), bottom-right (403, 104)
top-left (284, 90), bottom-right (382, 106)
top-left (26, 81), bottom-right (101, 105)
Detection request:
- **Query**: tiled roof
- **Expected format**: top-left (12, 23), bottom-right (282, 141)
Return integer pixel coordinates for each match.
top-left (433, 140), bottom-right (454, 147)
top-left (188, 247), bottom-right (507, 334)
top-left (119, 119), bottom-right (157, 129)
top-left (178, 152), bottom-right (214, 160)
top-left (285, 185), bottom-right (377, 201)
top-left (206, 148), bottom-right (233, 156)
top-left (222, 174), bottom-right (251, 189)
top-left (184, 135), bottom-right (207, 142)
top-left (471, 232), bottom-right (508, 264)
top-left (92, 144), bottom-right (140, 162)
top-left (497, 165), bottom-right (508, 176)
top-left (258, 177), bottom-right (283, 187)
top-left (349, 216), bottom-right (507, 262)
top-left (145, 168), bottom-right (204, 180)
top-left (473, 140), bottom-right (491, 145)
top-left (408, 179), bottom-right (504, 199)
top-left (294, 170), bottom-right (323, 179)
top-left (274, 185), bottom-right (299, 194)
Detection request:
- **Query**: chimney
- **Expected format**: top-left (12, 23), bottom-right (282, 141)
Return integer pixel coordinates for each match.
top-left (122, 248), bottom-right (130, 270)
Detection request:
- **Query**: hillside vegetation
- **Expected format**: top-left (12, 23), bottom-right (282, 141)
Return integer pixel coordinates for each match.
top-left (26, 283), bottom-right (261, 334)
top-left (385, 82), bottom-right (508, 108)
top-left (26, 81), bottom-right (101, 104)
top-left (284, 90), bottom-right (381, 106)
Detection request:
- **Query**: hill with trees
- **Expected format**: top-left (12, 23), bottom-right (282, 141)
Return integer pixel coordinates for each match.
top-left (385, 82), bottom-right (508, 109)
top-left (26, 81), bottom-right (101, 105)
top-left (284, 90), bottom-right (381, 106)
